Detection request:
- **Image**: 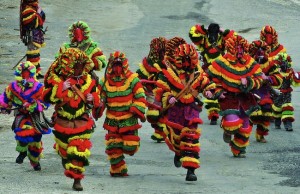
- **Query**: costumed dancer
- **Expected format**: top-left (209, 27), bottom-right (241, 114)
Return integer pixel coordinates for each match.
top-left (55, 21), bottom-right (107, 72)
top-left (20, 0), bottom-right (46, 79)
top-left (271, 53), bottom-right (300, 131)
top-left (136, 37), bottom-right (168, 143)
top-left (156, 43), bottom-right (214, 181)
top-left (43, 48), bottom-right (101, 191)
top-left (189, 23), bottom-right (234, 125)
top-left (98, 51), bottom-right (147, 177)
top-left (207, 34), bottom-right (264, 158)
top-left (0, 61), bottom-right (51, 171)
top-left (260, 25), bottom-right (287, 62)
top-left (248, 40), bottom-right (283, 143)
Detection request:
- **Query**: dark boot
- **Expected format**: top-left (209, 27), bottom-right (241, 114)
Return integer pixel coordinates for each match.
top-left (210, 116), bottom-right (218, 125)
top-left (33, 162), bottom-right (41, 171)
top-left (186, 168), bottom-right (197, 181)
top-left (16, 152), bottom-right (27, 164)
top-left (283, 121), bottom-right (293, 131)
top-left (72, 179), bottom-right (83, 191)
top-left (62, 158), bottom-right (68, 169)
top-left (36, 73), bottom-right (44, 79)
top-left (274, 118), bottom-right (281, 129)
top-left (174, 154), bottom-right (181, 168)
top-left (223, 132), bottom-right (232, 143)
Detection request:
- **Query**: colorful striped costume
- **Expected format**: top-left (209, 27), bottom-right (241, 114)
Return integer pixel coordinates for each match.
top-left (20, 0), bottom-right (46, 77)
top-left (156, 43), bottom-right (214, 181)
top-left (248, 40), bottom-right (283, 142)
top-left (208, 34), bottom-right (264, 157)
top-left (136, 37), bottom-right (167, 142)
top-left (0, 61), bottom-right (51, 169)
top-left (271, 53), bottom-right (300, 131)
top-left (56, 21), bottom-right (107, 72)
top-left (99, 51), bottom-right (146, 177)
top-left (189, 23), bottom-right (235, 125)
top-left (43, 48), bottom-right (100, 183)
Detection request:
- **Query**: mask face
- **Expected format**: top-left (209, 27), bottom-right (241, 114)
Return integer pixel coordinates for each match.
top-left (181, 56), bottom-right (191, 70)
top-left (236, 44), bottom-right (244, 60)
top-left (265, 34), bottom-right (273, 45)
top-left (74, 62), bottom-right (84, 76)
top-left (112, 62), bottom-right (123, 76)
top-left (21, 70), bottom-right (31, 79)
top-left (208, 32), bottom-right (218, 44)
top-left (255, 48), bottom-right (267, 64)
top-left (74, 28), bottom-right (84, 43)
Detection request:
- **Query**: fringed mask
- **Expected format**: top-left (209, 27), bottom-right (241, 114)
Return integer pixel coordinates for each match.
top-left (164, 37), bottom-right (187, 67)
top-left (225, 34), bottom-right (249, 63)
top-left (207, 23), bottom-right (220, 45)
top-left (56, 48), bottom-right (93, 77)
top-left (15, 61), bottom-right (37, 88)
top-left (148, 37), bottom-right (167, 63)
top-left (260, 25), bottom-right (278, 47)
top-left (175, 44), bottom-right (198, 73)
top-left (249, 40), bottom-right (270, 64)
top-left (107, 51), bottom-right (129, 81)
top-left (69, 21), bottom-right (91, 46)
top-left (274, 53), bottom-right (292, 72)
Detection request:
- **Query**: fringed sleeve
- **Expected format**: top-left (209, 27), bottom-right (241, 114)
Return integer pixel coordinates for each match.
top-left (88, 42), bottom-right (107, 71)
top-left (292, 71), bottom-right (300, 87)
top-left (129, 76), bottom-right (147, 122)
top-left (22, 7), bottom-right (44, 29)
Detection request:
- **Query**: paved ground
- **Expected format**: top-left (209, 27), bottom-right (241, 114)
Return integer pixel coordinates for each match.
top-left (0, 0), bottom-right (300, 193)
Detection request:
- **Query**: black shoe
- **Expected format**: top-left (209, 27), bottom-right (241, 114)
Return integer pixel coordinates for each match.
top-left (33, 162), bottom-right (41, 171)
top-left (210, 117), bottom-right (218, 125)
top-left (174, 154), bottom-right (182, 168)
top-left (223, 132), bottom-right (232, 143)
top-left (62, 158), bottom-right (68, 169)
top-left (286, 128), bottom-right (293, 132)
top-left (186, 168), bottom-right (197, 181)
top-left (72, 179), bottom-right (83, 191)
top-left (16, 152), bottom-right (27, 164)
top-left (36, 74), bottom-right (44, 79)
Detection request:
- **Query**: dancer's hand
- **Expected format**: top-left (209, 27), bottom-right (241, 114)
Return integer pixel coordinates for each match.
top-left (37, 5), bottom-right (42, 14)
top-left (205, 91), bottom-right (213, 98)
top-left (86, 93), bottom-right (94, 102)
top-left (261, 73), bottom-right (269, 80)
top-left (169, 97), bottom-right (177, 104)
top-left (62, 79), bottom-right (71, 91)
top-left (219, 91), bottom-right (227, 99)
top-left (241, 78), bottom-right (247, 87)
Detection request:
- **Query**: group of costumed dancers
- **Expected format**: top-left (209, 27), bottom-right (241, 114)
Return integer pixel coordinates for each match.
top-left (0, 0), bottom-right (300, 192)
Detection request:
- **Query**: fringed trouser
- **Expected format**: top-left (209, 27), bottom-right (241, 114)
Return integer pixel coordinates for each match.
top-left (53, 117), bottom-right (94, 180)
top-left (14, 115), bottom-right (45, 166)
top-left (164, 119), bottom-right (201, 169)
top-left (272, 92), bottom-right (294, 127)
top-left (204, 98), bottom-right (220, 121)
top-left (104, 117), bottom-right (141, 176)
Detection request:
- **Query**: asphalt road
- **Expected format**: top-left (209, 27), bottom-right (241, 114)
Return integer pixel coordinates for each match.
top-left (0, 0), bottom-right (300, 193)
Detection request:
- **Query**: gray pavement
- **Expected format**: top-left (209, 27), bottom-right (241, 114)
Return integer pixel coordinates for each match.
top-left (0, 0), bottom-right (300, 193)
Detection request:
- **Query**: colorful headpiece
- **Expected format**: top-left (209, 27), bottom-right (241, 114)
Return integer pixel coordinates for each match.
top-left (107, 51), bottom-right (129, 76)
top-left (15, 61), bottom-right (37, 81)
top-left (148, 37), bottom-right (167, 63)
top-left (164, 37), bottom-right (187, 66)
top-left (274, 52), bottom-right (292, 70)
top-left (249, 40), bottom-right (270, 56)
top-left (68, 21), bottom-right (91, 45)
top-left (225, 34), bottom-right (249, 56)
top-left (174, 43), bottom-right (199, 70)
top-left (260, 25), bottom-right (278, 46)
top-left (55, 48), bottom-right (93, 77)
